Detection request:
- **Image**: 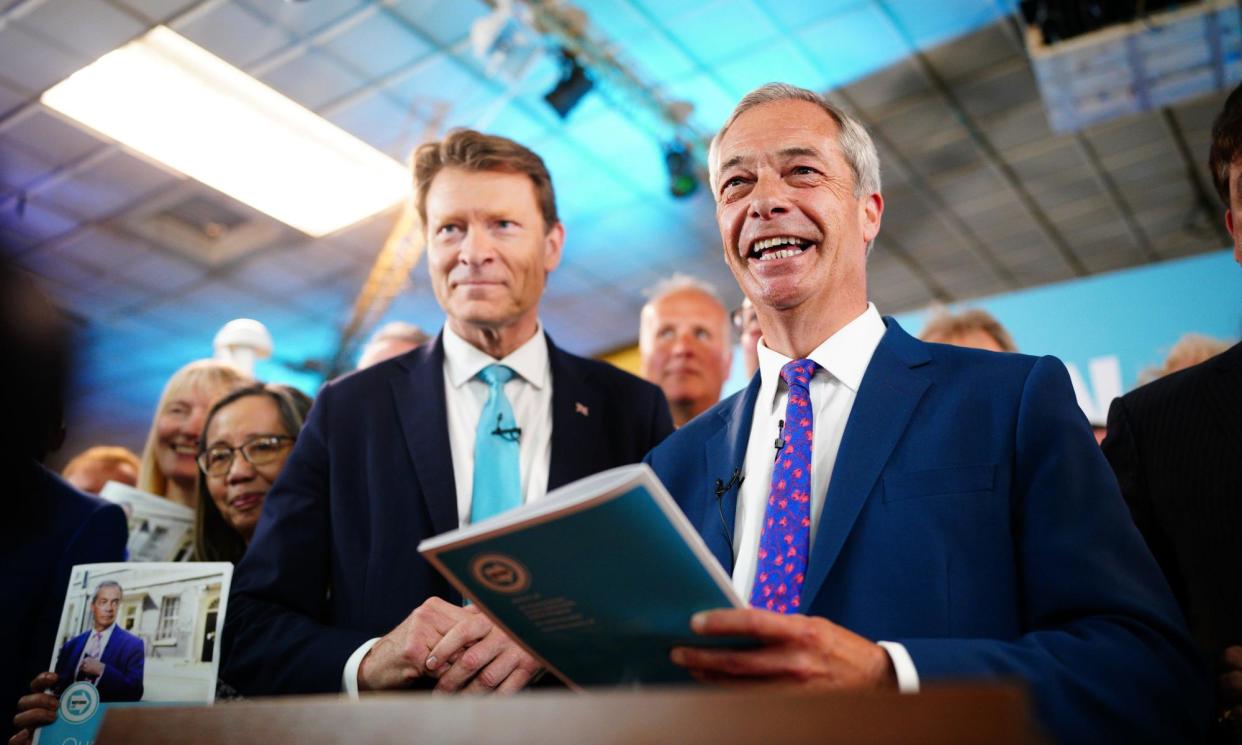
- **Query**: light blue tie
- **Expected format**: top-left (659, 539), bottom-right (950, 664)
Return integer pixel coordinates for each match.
top-left (470, 364), bottom-right (523, 524)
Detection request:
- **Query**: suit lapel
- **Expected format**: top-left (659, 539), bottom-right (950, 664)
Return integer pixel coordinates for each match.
top-left (391, 336), bottom-right (458, 536)
top-left (1203, 341), bottom-right (1242, 444)
top-left (801, 320), bottom-right (931, 609)
top-left (702, 375), bottom-right (762, 574)
top-left (547, 336), bottom-right (605, 490)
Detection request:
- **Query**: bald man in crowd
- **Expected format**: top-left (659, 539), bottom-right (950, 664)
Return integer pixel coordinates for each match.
top-left (639, 276), bottom-right (734, 427)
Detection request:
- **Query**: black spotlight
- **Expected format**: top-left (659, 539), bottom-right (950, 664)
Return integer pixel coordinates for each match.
top-left (663, 140), bottom-right (698, 198)
top-left (544, 50), bottom-right (593, 119)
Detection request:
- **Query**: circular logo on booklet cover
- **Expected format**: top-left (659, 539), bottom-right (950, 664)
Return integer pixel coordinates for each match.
top-left (471, 553), bottom-right (531, 594)
top-left (60, 682), bottom-right (100, 724)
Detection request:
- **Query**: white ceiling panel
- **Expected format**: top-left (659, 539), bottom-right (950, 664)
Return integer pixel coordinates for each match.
top-left (0, 24), bottom-right (90, 94)
top-left (0, 108), bottom-right (106, 167)
top-left (18, 0), bottom-right (146, 61)
top-left (178, 1), bottom-right (294, 69)
top-left (259, 49), bottom-right (367, 111)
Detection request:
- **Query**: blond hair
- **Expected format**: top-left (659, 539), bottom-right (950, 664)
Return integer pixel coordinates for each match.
top-left (1140, 333), bottom-right (1233, 384)
top-left (137, 359), bottom-right (250, 498)
top-left (63, 445), bottom-right (141, 480)
top-left (920, 307), bottom-right (1017, 353)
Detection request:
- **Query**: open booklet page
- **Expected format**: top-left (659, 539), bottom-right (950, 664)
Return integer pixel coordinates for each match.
top-left (420, 463), bottom-right (749, 689)
top-left (34, 562), bottom-right (233, 745)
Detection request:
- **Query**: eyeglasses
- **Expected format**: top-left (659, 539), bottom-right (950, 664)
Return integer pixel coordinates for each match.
top-left (197, 435), bottom-right (294, 477)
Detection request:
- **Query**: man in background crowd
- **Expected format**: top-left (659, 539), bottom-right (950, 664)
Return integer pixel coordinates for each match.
top-left (61, 446), bottom-right (141, 495)
top-left (224, 129), bottom-right (672, 698)
top-left (644, 82), bottom-right (1206, 744)
top-left (918, 307), bottom-right (1017, 353)
top-left (1103, 81), bottom-right (1242, 743)
top-left (639, 276), bottom-right (733, 427)
top-left (355, 320), bottom-right (430, 370)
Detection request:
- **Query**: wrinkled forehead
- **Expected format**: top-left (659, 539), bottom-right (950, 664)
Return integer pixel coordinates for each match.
top-left (709, 101), bottom-right (844, 185)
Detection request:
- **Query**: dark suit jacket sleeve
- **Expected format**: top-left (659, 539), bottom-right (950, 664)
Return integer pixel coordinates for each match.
top-left (643, 383), bottom-right (674, 453)
top-left (897, 357), bottom-right (1210, 744)
top-left (52, 636), bottom-right (79, 693)
top-left (96, 631), bottom-right (144, 702)
top-left (1101, 396), bottom-right (1189, 614)
top-left (222, 387), bottom-right (371, 695)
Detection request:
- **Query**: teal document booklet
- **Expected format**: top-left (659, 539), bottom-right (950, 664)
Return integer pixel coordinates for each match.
top-left (419, 463), bottom-right (746, 689)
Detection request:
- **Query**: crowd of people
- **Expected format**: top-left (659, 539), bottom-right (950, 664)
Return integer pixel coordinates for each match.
top-left (5, 78), bottom-right (1242, 745)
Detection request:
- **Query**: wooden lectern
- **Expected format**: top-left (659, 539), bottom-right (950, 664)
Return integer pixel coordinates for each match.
top-left (95, 684), bottom-right (1046, 745)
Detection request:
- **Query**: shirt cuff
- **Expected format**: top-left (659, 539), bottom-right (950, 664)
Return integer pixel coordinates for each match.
top-left (341, 638), bottom-right (380, 699)
top-left (877, 641), bottom-right (919, 693)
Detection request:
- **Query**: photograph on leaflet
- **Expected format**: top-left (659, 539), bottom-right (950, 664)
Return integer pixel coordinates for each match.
top-left (99, 481), bottom-right (195, 562)
top-left (34, 562), bottom-right (233, 745)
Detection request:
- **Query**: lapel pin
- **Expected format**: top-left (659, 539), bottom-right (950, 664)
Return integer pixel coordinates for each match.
top-left (575, 402), bottom-right (589, 417)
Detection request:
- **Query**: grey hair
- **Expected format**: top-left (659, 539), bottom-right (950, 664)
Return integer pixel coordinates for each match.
top-left (708, 82), bottom-right (882, 199)
top-left (640, 274), bottom-right (732, 343)
top-left (364, 321), bottom-right (428, 349)
top-left (92, 580), bottom-right (123, 603)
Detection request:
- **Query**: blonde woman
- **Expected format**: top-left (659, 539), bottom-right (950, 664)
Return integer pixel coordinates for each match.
top-left (136, 360), bottom-right (250, 508)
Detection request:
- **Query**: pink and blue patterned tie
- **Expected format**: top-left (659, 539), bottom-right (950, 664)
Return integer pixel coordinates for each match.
top-left (750, 359), bottom-right (818, 614)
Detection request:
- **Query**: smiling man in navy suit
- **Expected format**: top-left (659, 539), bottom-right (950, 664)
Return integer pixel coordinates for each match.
top-left (645, 83), bottom-right (1208, 744)
top-left (223, 129), bottom-right (672, 697)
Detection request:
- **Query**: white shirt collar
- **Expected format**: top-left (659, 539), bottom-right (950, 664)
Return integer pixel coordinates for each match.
top-left (442, 322), bottom-right (550, 390)
top-left (756, 303), bottom-right (886, 406)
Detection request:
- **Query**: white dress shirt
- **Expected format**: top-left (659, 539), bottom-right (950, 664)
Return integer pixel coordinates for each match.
top-left (342, 323), bottom-right (555, 696)
top-left (441, 323), bottom-right (553, 525)
top-left (732, 303), bottom-right (918, 693)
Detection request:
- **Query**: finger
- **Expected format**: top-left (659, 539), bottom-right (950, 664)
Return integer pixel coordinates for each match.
top-left (16, 693), bottom-right (58, 713)
top-left (462, 648), bottom-right (523, 693)
top-left (434, 632), bottom-right (505, 693)
top-left (1224, 646), bottom-right (1242, 671)
top-left (426, 616), bottom-right (492, 676)
top-left (670, 645), bottom-right (802, 678)
top-left (690, 608), bottom-right (806, 642)
top-left (494, 663), bottom-right (536, 695)
top-left (1219, 670), bottom-right (1242, 702)
top-left (10, 730), bottom-right (31, 745)
top-left (29, 673), bottom-right (57, 694)
top-left (13, 707), bottom-right (57, 730)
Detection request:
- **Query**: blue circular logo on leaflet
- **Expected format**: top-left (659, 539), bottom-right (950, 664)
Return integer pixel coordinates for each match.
top-left (59, 682), bottom-right (99, 724)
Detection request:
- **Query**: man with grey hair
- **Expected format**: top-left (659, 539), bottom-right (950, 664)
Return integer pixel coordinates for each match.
top-left (639, 275), bottom-right (733, 427)
top-left (644, 82), bottom-right (1206, 744)
top-left (356, 321), bottom-right (430, 370)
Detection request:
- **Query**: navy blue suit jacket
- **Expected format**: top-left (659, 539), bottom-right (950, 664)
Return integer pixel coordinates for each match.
top-left (644, 319), bottom-right (1207, 745)
top-left (223, 333), bottom-right (673, 694)
top-left (3, 462), bottom-right (127, 738)
top-left (53, 626), bottom-right (145, 702)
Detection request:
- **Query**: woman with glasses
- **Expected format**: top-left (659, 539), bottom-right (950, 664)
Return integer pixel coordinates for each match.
top-left (193, 383), bottom-right (312, 563)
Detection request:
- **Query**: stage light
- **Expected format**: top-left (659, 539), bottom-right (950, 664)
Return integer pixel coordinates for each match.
top-left (544, 50), bottom-right (593, 119)
top-left (42, 26), bottom-right (408, 237)
top-left (663, 140), bottom-right (698, 198)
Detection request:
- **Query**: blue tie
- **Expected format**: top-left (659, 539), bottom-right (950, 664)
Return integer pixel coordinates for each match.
top-left (470, 364), bottom-right (523, 524)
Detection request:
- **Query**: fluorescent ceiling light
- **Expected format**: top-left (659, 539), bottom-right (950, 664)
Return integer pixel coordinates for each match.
top-left (42, 26), bottom-right (409, 237)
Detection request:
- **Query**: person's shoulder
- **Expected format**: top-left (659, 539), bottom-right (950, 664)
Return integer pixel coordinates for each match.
top-left (112, 625), bottom-right (142, 644)
top-left (1120, 342), bottom-right (1239, 412)
top-left (918, 338), bottom-right (1040, 376)
top-left (31, 462), bottom-right (125, 532)
top-left (651, 386), bottom-right (744, 455)
top-left (322, 340), bottom-right (438, 400)
top-left (553, 344), bottom-right (664, 399)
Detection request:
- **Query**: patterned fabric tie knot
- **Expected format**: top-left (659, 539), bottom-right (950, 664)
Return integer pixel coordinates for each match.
top-left (751, 358), bottom-right (818, 613)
